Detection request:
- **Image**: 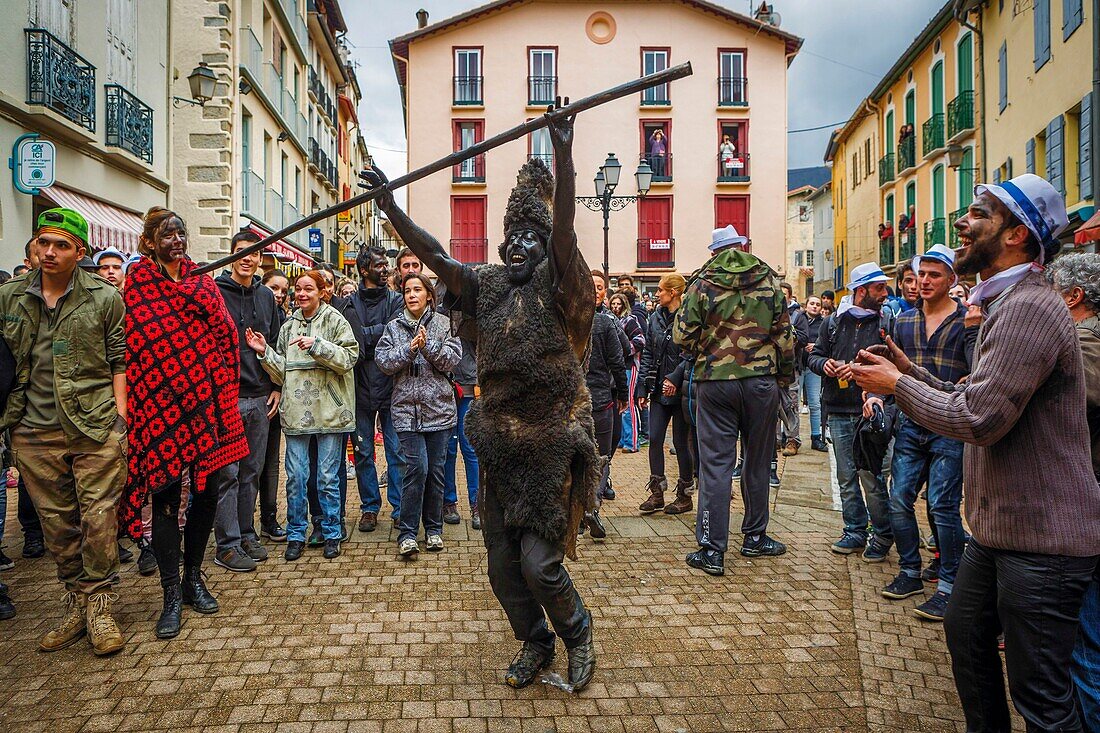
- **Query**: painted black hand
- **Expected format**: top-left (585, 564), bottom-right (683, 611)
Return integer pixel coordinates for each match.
top-left (359, 166), bottom-right (395, 210)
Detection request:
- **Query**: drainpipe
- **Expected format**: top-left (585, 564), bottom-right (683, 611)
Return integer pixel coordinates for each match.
top-left (1092, 0), bottom-right (1099, 207)
top-left (955, 1), bottom-right (987, 182)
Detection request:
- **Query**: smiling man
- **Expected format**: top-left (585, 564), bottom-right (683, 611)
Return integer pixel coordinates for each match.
top-left (850, 174), bottom-right (1100, 731)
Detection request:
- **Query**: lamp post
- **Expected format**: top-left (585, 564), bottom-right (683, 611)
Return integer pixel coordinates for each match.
top-left (575, 153), bottom-right (653, 278)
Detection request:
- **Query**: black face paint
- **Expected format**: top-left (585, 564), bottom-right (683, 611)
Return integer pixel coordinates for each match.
top-left (503, 229), bottom-right (547, 285)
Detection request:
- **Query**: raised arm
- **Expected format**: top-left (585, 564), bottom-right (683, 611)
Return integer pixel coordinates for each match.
top-left (547, 101), bottom-right (577, 279)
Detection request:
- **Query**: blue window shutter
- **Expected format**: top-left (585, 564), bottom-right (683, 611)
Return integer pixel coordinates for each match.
top-left (1046, 116), bottom-right (1065, 195)
top-left (994, 168), bottom-right (1002, 184)
top-left (1064, 0), bottom-right (1084, 39)
top-left (1035, 0), bottom-right (1051, 70)
top-left (1026, 138), bottom-right (1036, 174)
top-left (1082, 94), bottom-right (1093, 199)
top-left (998, 42), bottom-right (1008, 112)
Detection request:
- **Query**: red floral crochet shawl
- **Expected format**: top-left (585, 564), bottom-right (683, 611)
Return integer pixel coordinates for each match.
top-left (118, 257), bottom-right (249, 539)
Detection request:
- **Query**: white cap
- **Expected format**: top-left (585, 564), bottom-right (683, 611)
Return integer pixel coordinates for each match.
top-left (92, 246), bottom-right (127, 266)
top-left (913, 243), bottom-right (958, 285)
top-left (975, 173), bottom-right (1068, 264)
top-left (846, 262), bottom-right (889, 291)
top-left (709, 224), bottom-right (748, 252)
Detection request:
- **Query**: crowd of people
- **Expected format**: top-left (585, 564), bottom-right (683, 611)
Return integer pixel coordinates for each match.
top-left (0, 162), bottom-right (1097, 727)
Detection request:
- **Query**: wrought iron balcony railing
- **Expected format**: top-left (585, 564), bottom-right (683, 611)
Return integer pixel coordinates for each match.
top-left (450, 238), bottom-right (488, 265)
top-left (528, 152), bottom-right (554, 168)
top-left (898, 134), bottom-right (916, 173)
top-left (453, 76), bottom-right (483, 105)
top-left (922, 113), bottom-right (945, 157)
top-left (104, 84), bottom-right (152, 163)
top-left (947, 90), bottom-right (975, 140)
top-left (948, 207), bottom-right (968, 248)
top-left (924, 217), bottom-right (947, 249)
top-left (717, 76), bottom-right (748, 106)
top-left (717, 152), bottom-right (749, 182)
top-left (25, 28), bottom-right (96, 131)
top-left (638, 237), bottom-right (675, 268)
top-left (878, 153), bottom-right (895, 186)
top-left (527, 76), bottom-right (556, 105)
top-left (879, 235), bottom-right (896, 267)
top-left (642, 151), bottom-right (672, 181)
top-left (899, 228), bottom-right (917, 261)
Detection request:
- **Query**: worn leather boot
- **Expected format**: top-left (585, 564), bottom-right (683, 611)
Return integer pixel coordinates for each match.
top-left (504, 642), bottom-right (555, 689)
top-left (638, 475), bottom-right (667, 514)
top-left (156, 584), bottom-right (183, 639)
top-left (86, 592), bottom-right (125, 655)
top-left (664, 479), bottom-right (694, 514)
top-left (567, 613), bottom-right (596, 691)
top-left (39, 591), bottom-right (87, 652)
top-left (181, 567), bottom-right (219, 614)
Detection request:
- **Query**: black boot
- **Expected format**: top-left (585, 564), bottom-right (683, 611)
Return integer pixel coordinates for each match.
top-left (181, 567), bottom-right (219, 614)
top-left (584, 511), bottom-right (607, 541)
top-left (0, 582), bottom-right (14, 620)
top-left (504, 642), bottom-right (555, 689)
top-left (155, 584), bottom-right (183, 639)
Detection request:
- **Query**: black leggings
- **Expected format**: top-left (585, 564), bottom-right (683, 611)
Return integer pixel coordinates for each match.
top-left (152, 476), bottom-right (218, 588)
top-left (648, 399), bottom-right (693, 482)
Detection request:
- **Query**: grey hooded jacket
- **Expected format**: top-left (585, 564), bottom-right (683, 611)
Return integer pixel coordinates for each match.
top-left (376, 308), bottom-right (462, 432)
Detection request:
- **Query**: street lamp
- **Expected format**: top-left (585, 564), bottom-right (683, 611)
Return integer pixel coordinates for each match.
top-left (576, 153), bottom-right (651, 277)
top-left (173, 62), bottom-right (218, 108)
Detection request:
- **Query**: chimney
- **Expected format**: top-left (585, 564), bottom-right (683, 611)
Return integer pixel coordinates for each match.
top-left (754, 2), bottom-right (771, 22)
top-left (416, 9), bottom-right (429, 28)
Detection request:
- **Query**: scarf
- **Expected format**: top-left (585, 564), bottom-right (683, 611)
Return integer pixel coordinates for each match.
top-left (118, 257), bottom-right (249, 539)
top-left (967, 262), bottom-right (1042, 308)
top-left (836, 295), bottom-right (879, 319)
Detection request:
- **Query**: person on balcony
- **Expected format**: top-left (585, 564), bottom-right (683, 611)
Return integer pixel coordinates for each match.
top-left (648, 129), bottom-right (667, 178)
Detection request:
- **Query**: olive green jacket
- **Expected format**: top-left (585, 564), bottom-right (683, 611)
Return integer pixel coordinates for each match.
top-left (0, 268), bottom-right (126, 442)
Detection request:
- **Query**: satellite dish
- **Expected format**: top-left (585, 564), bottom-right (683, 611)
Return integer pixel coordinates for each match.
top-left (768, 11), bottom-right (782, 26)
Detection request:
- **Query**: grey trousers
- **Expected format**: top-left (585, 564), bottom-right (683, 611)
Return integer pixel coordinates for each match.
top-left (776, 371), bottom-right (801, 446)
top-left (213, 396), bottom-right (272, 552)
top-left (696, 377), bottom-right (780, 552)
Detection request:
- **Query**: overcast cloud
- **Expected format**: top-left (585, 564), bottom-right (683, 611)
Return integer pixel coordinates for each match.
top-left (344, 0), bottom-right (947, 188)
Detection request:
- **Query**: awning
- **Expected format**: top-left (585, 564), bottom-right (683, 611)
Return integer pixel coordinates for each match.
top-left (41, 185), bottom-right (143, 253)
top-left (1075, 209), bottom-right (1100, 246)
top-left (246, 224), bottom-right (316, 268)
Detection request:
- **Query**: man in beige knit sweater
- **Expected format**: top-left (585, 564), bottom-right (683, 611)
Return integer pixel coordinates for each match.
top-left (851, 174), bottom-right (1100, 732)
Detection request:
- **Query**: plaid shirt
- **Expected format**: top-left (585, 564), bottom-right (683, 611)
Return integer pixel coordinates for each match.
top-left (892, 301), bottom-right (974, 384)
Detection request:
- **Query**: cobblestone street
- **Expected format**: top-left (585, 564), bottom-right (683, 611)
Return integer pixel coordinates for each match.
top-left (0, 418), bottom-right (1006, 732)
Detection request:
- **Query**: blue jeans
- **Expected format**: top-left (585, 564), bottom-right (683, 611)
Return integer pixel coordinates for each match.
top-left (0, 468), bottom-right (7, 548)
top-left (444, 396), bottom-right (479, 507)
top-left (354, 405), bottom-right (404, 518)
top-left (619, 364), bottom-right (640, 450)
top-left (802, 370), bottom-right (822, 437)
top-left (1074, 569), bottom-right (1100, 729)
top-left (829, 414), bottom-right (892, 544)
top-left (285, 433), bottom-right (344, 543)
top-left (889, 415), bottom-right (964, 592)
top-left (397, 430), bottom-right (448, 543)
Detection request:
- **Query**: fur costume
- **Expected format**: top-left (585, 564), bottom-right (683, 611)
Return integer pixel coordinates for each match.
top-left (498, 158), bottom-right (554, 261)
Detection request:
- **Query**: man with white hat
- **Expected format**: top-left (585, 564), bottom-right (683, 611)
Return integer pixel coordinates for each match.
top-left (868, 242), bottom-right (976, 622)
top-left (673, 225), bottom-right (794, 575)
top-left (805, 262), bottom-right (895, 560)
top-left (92, 247), bottom-right (127, 291)
top-left (851, 174), bottom-right (1100, 731)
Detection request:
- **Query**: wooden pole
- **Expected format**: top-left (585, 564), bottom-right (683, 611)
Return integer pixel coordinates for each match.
top-left (193, 61), bottom-right (693, 276)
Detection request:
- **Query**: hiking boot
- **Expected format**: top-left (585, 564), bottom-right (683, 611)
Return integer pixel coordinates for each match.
top-left (86, 592), bottom-right (125, 656)
top-left (883, 572), bottom-right (924, 599)
top-left (443, 503), bottom-right (461, 525)
top-left (284, 541), bottom-right (305, 561)
top-left (601, 477), bottom-right (616, 500)
top-left (781, 440), bottom-right (799, 457)
top-left (740, 534), bottom-right (787, 557)
top-left (862, 539), bottom-right (892, 563)
top-left (39, 591), bottom-right (87, 651)
top-left (732, 461), bottom-right (743, 480)
top-left (323, 540), bottom-right (341, 559)
top-left (913, 590), bottom-right (950, 622)
top-left (137, 545), bottom-right (158, 576)
top-left (214, 547), bottom-right (257, 573)
top-left (241, 538), bottom-right (268, 562)
top-left (685, 548), bottom-right (725, 576)
top-left (471, 508), bottom-right (481, 531)
top-left (504, 642), bottom-right (555, 689)
top-left (117, 542), bottom-right (134, 564)
top-left (0, 549), bottom-right (14, 571)
top-left (811, 436), bottom-right (828, 452)
top-left (307, 526), bottom-right (324, 547)
top-left (831, 533), bottom-right (866, 555)
top-left (584, 511), bottom-right (607, 541)
top-left (664, 479), bottom-right (694, 515)
top-left (358, 511), bottom-right (378, 533)
top-left (769, 462), bottom-right (781, 488)
top-left (567, 614), bottom-right (596, 691)
top-left (260, 522), bottom-right (288, 542)
top-left (638, 475), bottom-right (667, 514)
top-left (921, 557), bottom-right (941, 583)
top-left (0, 581), bottom-right (14, 620)
top-left (155, 584), bottom-right (183, 639)
top-left (22, 537), bottom-right (45, 559)
top-left (426, 534), bottom-right (444, 552)
top-left (398, 537), bottom-right (419, 559)
top-left (181, 567), bottom-right (219, 614)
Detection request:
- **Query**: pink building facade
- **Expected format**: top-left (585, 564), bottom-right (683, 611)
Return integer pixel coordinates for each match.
top-left (390, 0), bottom-right (801, 283)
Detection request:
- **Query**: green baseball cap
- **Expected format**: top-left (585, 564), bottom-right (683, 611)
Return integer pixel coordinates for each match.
top-left (36, 207), bottom-right (89, 245)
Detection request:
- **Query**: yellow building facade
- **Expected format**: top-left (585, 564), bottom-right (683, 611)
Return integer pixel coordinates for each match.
top-left (825, 101), bottom-right (879, 297)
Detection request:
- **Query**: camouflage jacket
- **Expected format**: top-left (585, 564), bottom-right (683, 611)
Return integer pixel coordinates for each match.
top-left (673, 249), bottom-right (795, 385)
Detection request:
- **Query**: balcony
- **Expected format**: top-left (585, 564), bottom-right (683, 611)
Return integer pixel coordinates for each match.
top-left (898, 134), bottom-right (916, 174)
top-left (878, 153), bottom-right (895, 187)
top-left (25, 28), bottom-right (95, 132)
top-left (879, 235), bottom-right (896, 267)
top-left (276, 0), bottom-right (307, 49)
top-left (450, 238), bottom-right (488, 265)
top-left (718, 76), bottom-right (748, 107)
top-left (240, 28), bottom-right (306, 148)
top-left (922, 113), bottom-right (945, 158)
top-left (104, 84), bottom-right (152, 163)
top-left (453, 153), bottom-right (485, 183)
top-left (241, 169), bottom-right (265, 221)
top-left (643, 152), bottom-right (672, 182)
top-left (527, 76), bottom-right (556, 105)
top-left (947, 90), bottom-right (975, 142)
top-left (640, 84), bottom-right (670, 106)
top-left (284, 201), bottom-right (302, 246)
top-left (638, 237), bottom-right (675, 269)
top-left (528, 152), bottom-right (554, 168)
top-left (266, 189), bottom-right (284, 229)
top-left (899, 228), bottom-right (917, 261)
top-left (948, 207), bottom-right (968, 248)
top-left (309, 136), bottom-right (337, 190)
top-left (924, 217), bottom-right (947, 249)
top-left (453, 75), bottom-right (483, 106)
top-left (717, 152), bottom-right (749, 182)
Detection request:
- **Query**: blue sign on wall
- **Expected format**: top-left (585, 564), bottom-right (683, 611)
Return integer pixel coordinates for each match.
top-left (308, 228), bottom-right (323, 254)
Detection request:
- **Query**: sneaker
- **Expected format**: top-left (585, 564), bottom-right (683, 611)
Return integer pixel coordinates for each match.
top-left (567, 613), bottom-right (596, 691)
top-left (346, 462), bottom-right (356, 480)
top-left (22, 537), bottom-right (45, 559)
top-left (117, 542), bottom-right (134, 564)
top-left (601, 484), bottom-right (616, 501)
top-left (810, 437), bottom-right (828, 452)
top-left (241, 538), bottom-right (268, 562)
top-left (831, 533), bottom-right (867, 555)
top-left (307, 526), bottom-right (324, 547)
top-left (443, 503), bottom-right (461, 525)
top-left (686, 548), bottom-right (725, 576)
top-left (800, 405), bottom-right (809, 415)
top-left (261, 522), bottom-right (288, 543)
top-left (862, 540), bottom-right (892, 563)
top-left (0, 550), bottom-right (14, 571)
top-left (214, 547), bottom-right (257, 573)
top-left (425, 534), bottom-right (444, 552)
top-left (781, 440), bottom-right (799, 457)
top-left (137, 546), bottom-right (158, 576)
top-left (0, 582), bottom-right (14, 620)
top-left (913, 590), bottom-right (950, 621)
top-left (504, 642), bottom-right (555, 689)
top-left (584, 511), bottom-right (607, 541)
top-left (471, 509), bottom-right (481, 531)
top-left (732, 461), bottom-right (743, 480)
top-left (323, 539), bottom-right (341, 559)
top-left (925, 533), bottom-right (938, 552)
top-left (921, 557), bottom-right (941, 583)
top-left (740, 534), bottom-right (787, 557)
top-left (882, 572), bottom-right (924, 600)
top-left (284, 540), bottom-right (305, 561)
top-left (358, 511), bottom-right (378, 533)
top-left (398, 538), bottom-right (419, 558)
top-left (769, 463), bottom-right (781, 488)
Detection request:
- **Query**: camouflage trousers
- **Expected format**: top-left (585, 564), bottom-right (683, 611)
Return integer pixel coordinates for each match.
top-left (11, 423), bottom-right (127, 595)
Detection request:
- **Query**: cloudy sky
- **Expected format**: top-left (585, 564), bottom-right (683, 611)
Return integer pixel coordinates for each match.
top-left (344, 0), bottom-right (945, 186)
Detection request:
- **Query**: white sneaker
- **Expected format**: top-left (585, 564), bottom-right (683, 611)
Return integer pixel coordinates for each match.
top-left (345, 462), bottom-right (356, 479)
top-left (800, 406), bottom-right (809, 415)
top-left (426, 534), bottom-right (444, 552)
top-left (398, 538), bottom-right (419, 557)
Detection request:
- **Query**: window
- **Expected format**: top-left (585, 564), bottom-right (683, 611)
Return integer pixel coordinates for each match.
top-left (241, 112), bottom-right (252, 171)
top-left (451, 197), bottom-right (488, 264)
top-left (998, 42), bottom-right (1008, 112)
top-left (452, 120), bottom-right (485, 182)
top-left (294, 167), bottom-right (301, 209)
top-left (641, 48), bottom-right (670, 105)
top-left (642, 120), bottom-right (671, 181)
top-left (529, 125), bottom-right (553, 167)
top-left (453, 48), bottom-right (482, 105)
top-left (280, 152), bottom-right (288, 197)
top-left (718, 49), bottom-right (746, 106)
top-left (805, 250), bottom-right (814, 267)
top-left (638, 196), bottom-right (675, 266)
top-left (1082, 93), bottom-right (1093, 199)
top-left (32, 0), bottom-right (75, 46)
top-left (1035, 0), bottom-right (1051, 70)
top-left (717, 121), bottom-right (748, 180)
top-left (798, 204), bottom-right (810, 222)
top-left (528, 48), bottom-right (556, 104)
top-left (1046, 115), bottom-right (1065, 195)
top-left (1064, 0), bottom-right (1084, 40)
top-left (106, 0), bottom-right (137, 90)
top-left (795, 250), bottom-right (804, 267)
top-left (852, 152), bottom-right (859, 188)
top-left (293, 68), bottom-right (300, 102)
top-left (864, 138), bottom-right (874, 178)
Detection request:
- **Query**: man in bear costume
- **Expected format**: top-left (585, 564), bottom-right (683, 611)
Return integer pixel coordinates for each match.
top-left (362, 108), bottom-right (599, 691)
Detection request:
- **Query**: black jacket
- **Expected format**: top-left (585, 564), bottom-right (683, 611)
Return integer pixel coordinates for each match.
top-left (806, 310), bottom-right (893, 416)
top-left (330, 294), bottom-right (368, 367)
top-left (349, 285), bottom-right (403, 412)
top-left (802, 313), bottom-right (824, 368)
top-left (586, 310), bottom-right (628, 409)
top-left (640, 305), bottom-right (687, 404)
top-left (631, 302), bottom-right (649, 330)
top-left (216, 273), bottom-right (281, 398)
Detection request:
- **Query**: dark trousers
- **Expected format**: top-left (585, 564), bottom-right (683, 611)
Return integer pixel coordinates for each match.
top-left (648, 399), bottom-right (693, 482)
top-left (592, 402), bottom-right (616, 506)
top-left (257, 414), bottom-right (282, 527)
top-left (681, 390), bottom-right (700, 479)
top-left (213, 396), bottom-right (271, 552)
top-left (482, 480), bottom-right (589, 651)
top-left (152, 473), bottom-right (219, 589)
top-left (945, 539), bottom-right (1098, 732)
top-left (695, 378), bottom-right (778, 552)
top-left (396, 429), bottom-right (448, 543)
top-left (17, 476), bottom-right (43, 543)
